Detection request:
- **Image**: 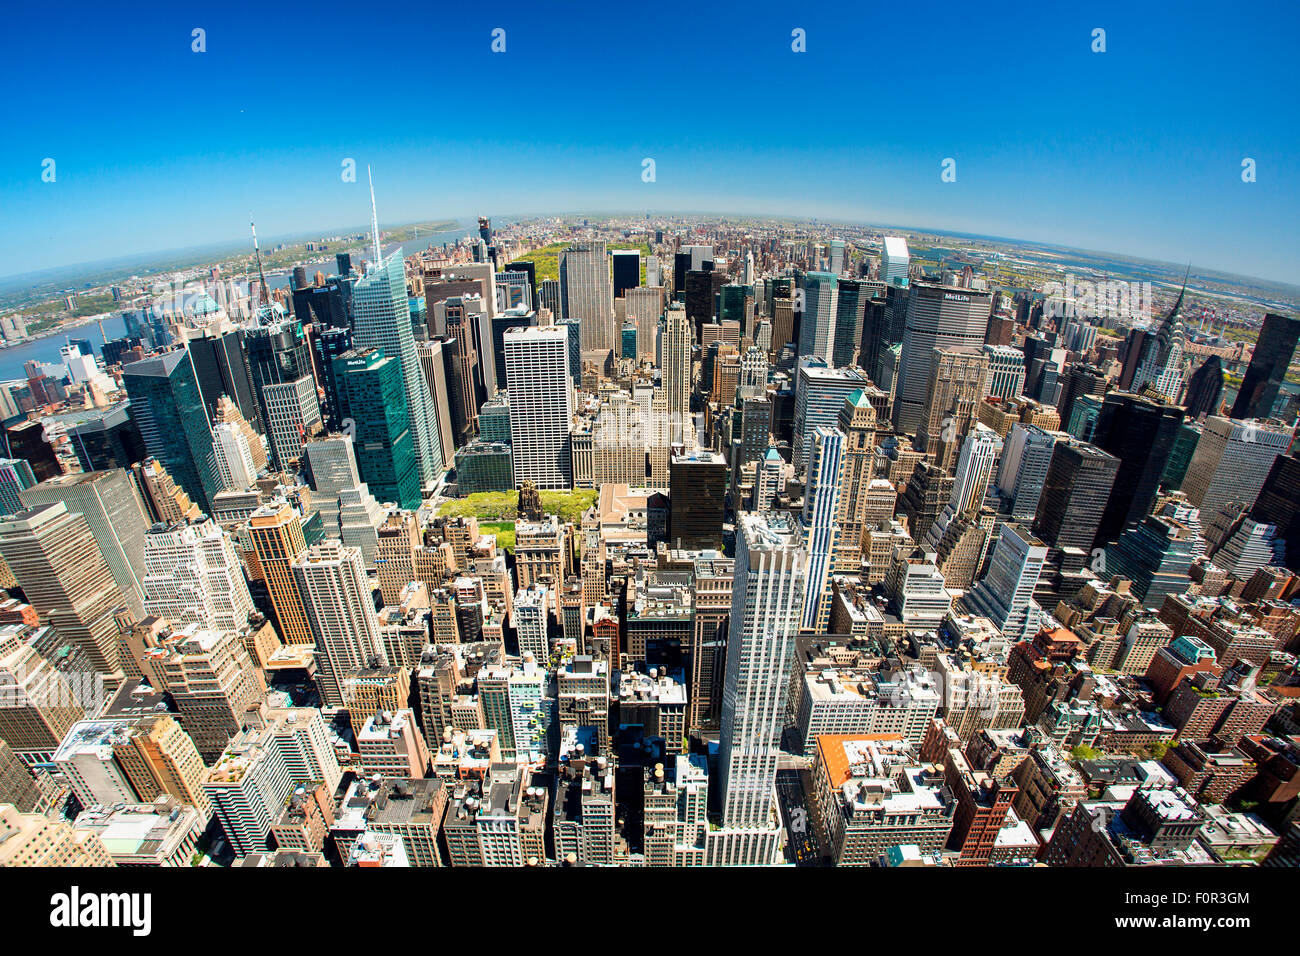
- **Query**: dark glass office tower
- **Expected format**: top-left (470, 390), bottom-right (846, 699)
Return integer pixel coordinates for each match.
top-left (1056, 363), bottom-right (1107, 428)
top-left (673, 252), bottom-right (692, 297)
top-left (1231, 313), bottom-right (1300, 420)
top-left (612, 250), bottom-right (641, 301)
top-left (720, 284), bottom-right (754, 338)
top-left (1251, 451), bottom-right (1300, 573)
top-left (558, 318), bottom-right (582, 384)
top-left (1091, 392), bottom-right (1185, 546)
top-left (292, 278), bottom-right (351, 330)
top-left (333, 347), bottom-right (420, 510)
top-left (3, 420), bottom-right (62, 481)
top-left (313, 325), bottom-right (355, 431)
top-left (1033, 440), bottom-right (1121, 553)
top-left (669, 451), bottom-right (727, 550)
top-left (685, 267), bottom-right (725, 343)
top-left (68, 404), bottom-right (147, 472)
top-left (1118, 326), bottom-right (1152, 392)
top-left (1184, 355), bottom-right (1224, 419)
top-left (831, 278), bottom-right (870, 369)
top-left (101, 335), bottom-right (143, 367)
top-left (122, 349), bottom-right (221, 513)
top-left (492, 310), bottom-right (535, 392)
top-left (438, 335), bottom-right (474, 450)
top-left (187, 328), bottom-right (261, 430)
top-left (859, 294), bottom-right (889, 384)
top-left (1160, 421), bottom-right (1201, 490)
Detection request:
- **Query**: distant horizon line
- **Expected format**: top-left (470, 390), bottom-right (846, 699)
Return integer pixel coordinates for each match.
top-left (5, 208), bottom-right (1298, 300)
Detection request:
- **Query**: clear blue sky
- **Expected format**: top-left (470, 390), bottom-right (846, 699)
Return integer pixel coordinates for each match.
top-left (1, 0), bottom-right (1297, 283)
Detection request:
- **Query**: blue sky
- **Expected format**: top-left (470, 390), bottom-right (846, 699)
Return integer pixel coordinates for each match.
top-left (1, 0), bottom-right (1297, 284)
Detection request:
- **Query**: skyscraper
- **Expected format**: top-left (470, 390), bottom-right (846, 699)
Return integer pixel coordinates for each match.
top-left (244, 319), bottom-right (323, 472)
top-left (611, 249), bottom-right (641, 300)
top-left (801, 427), bottom-right (844, 631)
top-left (796, 272), bottom-right (839, 364)
top-left (0, 503), bottom-right (127, 680)
top-left (122, 349), bottom-right (221, 513)
top-left (352, 248), bottom-right (444, 494)
top-left (880, 236), bottom-right (910, 288)
top-left (664, 304), bottom-right (692, 444)
top-left (832, 390), bottom-right (879, 569)
top-left (292, 540), bottom-right (386, 707)
top-left (1184, 355), bottom-right (1224, 419)
top-left (1181, 415), bottom-right (1291, 528)
top-left (0, 459), bottom-right (37, 517)
top-left (982, 345), bottom-right (1026, 400)
top-left (1250, 450), bottom-right (1300, 573)
top-left (997, 423), bottom-right (1058, 522)
top-left (19, 470), bottom-right (148, 619)
top-left (1091, 392), bottom-right (1186, 546)
top-left (504, 326), bottom-right (573, 490)
top-left (247, 501), bottom-right (312, 646)
top-left (333, 347), bottom-right (421, 510)
top-left (893, 284), bottom-right (993, 435)
top-left (963, 524), bottom-right (1047, 643)
top-left (1032, 441), bottom-right (1120, 554)
top-left (142, 518), bottom-right (255, 633)
top-left (669, 451), bottom-right (727, 551)
top-left (792, 359), bottom-right (867, 475)
top-left (1232, 313), bottom-right (1300, 420)
top-left (416, 339), bottom-right (457, 471)
top-left (560, 241), bottom-right (614, 352)
top-left (714, 511), bottom-right (806, 864)
top-left (918, 346), bottom-right (990, 471)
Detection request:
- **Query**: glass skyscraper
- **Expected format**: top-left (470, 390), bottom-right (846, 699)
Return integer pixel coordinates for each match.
top-left (352, 248), bottom-right (443, 494)
top-left (122, 349), bottom-right (221, 513)
top-left (333, 347), bottom-right (420, 511)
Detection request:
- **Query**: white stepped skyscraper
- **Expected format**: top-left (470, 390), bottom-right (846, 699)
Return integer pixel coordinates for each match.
top-left (713, 511), bottom-right (806, 864)
top-left (142, 518), bottom-right (255, 633)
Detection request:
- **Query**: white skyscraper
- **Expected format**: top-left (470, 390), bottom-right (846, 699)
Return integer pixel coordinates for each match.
top-left (827, 240), bottom-right (844, 276)
top-left (713, 511), bottom-right (806, 864)
top-left (260, 376), bottom-right (321, 473)
top-left (949, 424), bottom-right (1003, 514)
top-left (514, 584), bottom-right (549, 661)
top-left (18, 470), bottom-right (148, 619)
top-left (142, 518), bottom-right (255, 633)
top-left (292, 540), bottom-right (386, 706)
top-left (213, 420), bottom-right (258, 491)
top-left (881, 236), bottom-right (910, 288)
top-left (792, 359), bottom-right (867, 475)
top-left (800, 427), bottom-right (843, 631)
top-left (997, 424), bottom-right (1058, 522)
top-left (963, 524), bottom-right (1047, 643)
top-left (504, 325), bottom-right (573, 490)
top-left (796, 272), bottom-right (839, 364)
top-left (352, 247), bottom-right (444, 494)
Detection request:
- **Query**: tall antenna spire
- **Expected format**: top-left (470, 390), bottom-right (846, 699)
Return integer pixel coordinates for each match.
top-left (368, 165), bottom-right (381, 270)
top-left (250, 214), bottom-right (271, 310)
